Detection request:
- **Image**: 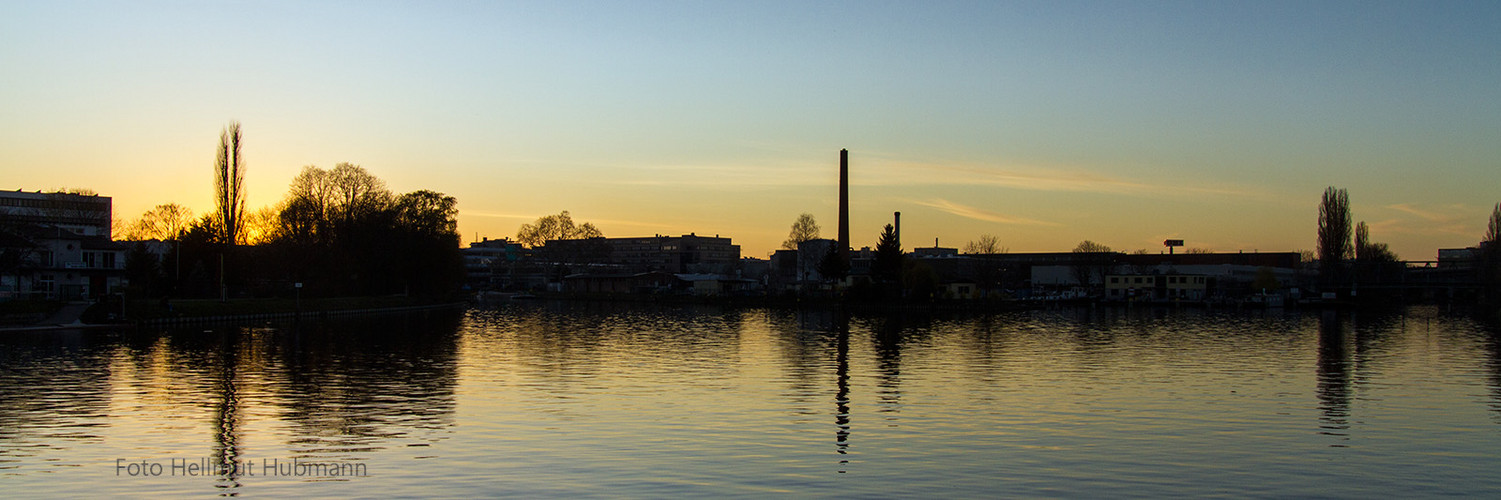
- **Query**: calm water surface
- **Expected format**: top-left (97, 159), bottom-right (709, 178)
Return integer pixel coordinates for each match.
top-left (3, 304), bottom-right (1501, 497)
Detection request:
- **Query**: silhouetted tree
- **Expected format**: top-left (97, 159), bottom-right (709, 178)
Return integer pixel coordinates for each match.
top-left (175, 215), bottom-right (222, 297)
top-left (1353, 221), bottom-right (1397, 263)
top-left (51, 187), bottom-right (98, 196)
top-left (389, 190), bottom-right (463, 296)
top-left (963, 234), bottom-right (1004, 254)
top-left (1073, 240), bottom-right (1111, 253)
top-left (260, 166), bottom-right (463, 298)
top-left (966, 235), bottom-right (1007, 293)
top-left (1481, 203), bottom-right (1501, 302)
top-left (1072, 240), bottom-right (1113, 287)
top-left (783, 213), bottom-right (821, 250)
top-left (394, 190), bottom-right (459, 237)
top-left (329, 162), bottom-right (390, 228)
top-left (214, 121), bottom-right (246, 245)
top-left (282, 166), bottom-right (334, 241)
top-left (873, 224), bottom-right (902, 282)
top-left (516, 211), bottom-right (603, 248)
top-left (1350, 220), bottom-right (1400, 300)
top-left (817, 243), bottom-right (849, 283)
top-left (121, 203), bottom-right (193, 241)
top-left (124, 242), bottom-right (165, 297)
top-left (274, 197), bottom-right (322, 246)
top-left (1354, 221), bottom-right (1369, 260)
top-left (1317, 186), bottom-right (1352, 286)
top-left (242, 206), bottom-right (278, 245)
top-left (0, 226), bottom-right (39, 296)
top-left (1486, 203), bottom-right (1501, 246)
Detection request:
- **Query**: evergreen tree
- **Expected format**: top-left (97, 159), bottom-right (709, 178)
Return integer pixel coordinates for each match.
top-left (873, 224), bottom-right (902, 282)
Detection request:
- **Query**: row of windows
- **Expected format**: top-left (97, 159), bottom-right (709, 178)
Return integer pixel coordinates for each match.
top-left (0, 197), bottom-right (109, 211)
top-left (1108, 276), bottom-right (1207, 285)
top-left (1109, 288), bottom-right (1202, 298)
top-left (30, 250), bottom-right (118, 269)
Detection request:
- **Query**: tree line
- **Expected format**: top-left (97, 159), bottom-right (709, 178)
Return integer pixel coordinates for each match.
top-left (120, 121), bottom-right (463, 300)
top-left (1316, 186), bottom-right (1403, 293)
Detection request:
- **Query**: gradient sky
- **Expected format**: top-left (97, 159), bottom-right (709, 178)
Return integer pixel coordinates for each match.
top-left (3, 1), bottom-right (1498, 259)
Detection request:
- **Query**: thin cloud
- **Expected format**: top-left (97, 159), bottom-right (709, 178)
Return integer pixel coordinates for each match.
top-left (1387, 203), bottom-right (1458, 222)
top-left (461, 211), bottom-right (538, 220)
top-left (603, 158), bottom-right (1266, 200)
top-left (588, 217), bottom-right (668, 229)
top-left (609, 163), bottom-right (827, 188)
top-left (871, 161), bottom-right (1264, 199)
top-left (461, 210), bottom-right (660, 229)
top-left (910, 199), bottom-right (1059, 226)
top-left (1363, 218), bottom-right (1407, 235)
top-left (1378, 203), bottom-right (1478, 237)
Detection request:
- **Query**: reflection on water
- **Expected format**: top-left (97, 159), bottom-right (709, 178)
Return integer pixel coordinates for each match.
top-left (0, 309), bottom-right (460, 497)
top-left (834, 314), bottom-right (850, 472)
top-left (1317, 310), bottom-right (1351, 443)
top-left (3, 304), bottom-right (1501, 497)
top-left (211, 330), bottom-right (242, 491)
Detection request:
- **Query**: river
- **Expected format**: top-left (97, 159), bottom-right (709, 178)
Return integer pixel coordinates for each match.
top-left (3, 303), bottom-right (1500, 497)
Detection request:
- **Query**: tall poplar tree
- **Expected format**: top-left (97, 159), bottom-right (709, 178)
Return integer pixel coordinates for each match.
top-left (214, 121), bottom-right (246, 245)
top-left (1317, 186), bottom-right (1352, 285)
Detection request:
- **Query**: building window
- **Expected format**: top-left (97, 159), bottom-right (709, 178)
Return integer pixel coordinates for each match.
top-left (1110, 277), bottom-right (1119, 284)
top-left (38, 274), bottom-right (55, 292)
top-left (40, 250), bottom-right (54, 267)
top-left (103, 252), bottom-right (116, 269)
top-left (83, 252), bottom-right (97, 268)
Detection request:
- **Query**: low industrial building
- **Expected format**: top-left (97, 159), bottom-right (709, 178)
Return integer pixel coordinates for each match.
top-left (542, 234), bottom-right (741, 274)
top-left (1106, 274), bottom-right (1211, 301)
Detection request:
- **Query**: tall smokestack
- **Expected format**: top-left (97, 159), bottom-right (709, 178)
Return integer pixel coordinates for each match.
top-left (894, 211), bottom-right (901, 248)
top-left (838, 149), bottom-right (849, 260)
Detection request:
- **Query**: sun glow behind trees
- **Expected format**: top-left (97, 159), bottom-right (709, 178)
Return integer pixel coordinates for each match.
top-left (115, 124), bottom-right (464, 298)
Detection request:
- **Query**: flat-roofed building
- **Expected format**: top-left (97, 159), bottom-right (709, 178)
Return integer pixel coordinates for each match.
top-left (0, 190), bottom-right (112, 238)
top-left (1, 190), bottom-right (123, 300)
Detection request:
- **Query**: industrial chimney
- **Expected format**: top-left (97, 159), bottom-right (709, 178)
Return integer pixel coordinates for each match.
top-left (894, 211), bottom-right (901, 249)
top-left (838, 149), bottom-right (849, 260)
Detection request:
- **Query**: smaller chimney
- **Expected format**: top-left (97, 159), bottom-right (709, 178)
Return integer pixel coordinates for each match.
top-left (894, 211), bottom-right (901, 248)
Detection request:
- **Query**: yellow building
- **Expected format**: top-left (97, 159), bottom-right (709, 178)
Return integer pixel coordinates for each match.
top-left (1105, 274), bottom-right (1210, 301)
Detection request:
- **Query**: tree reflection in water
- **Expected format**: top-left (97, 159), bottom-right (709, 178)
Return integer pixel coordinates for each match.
top-left (1316, 310), bottom-right (1352, 444)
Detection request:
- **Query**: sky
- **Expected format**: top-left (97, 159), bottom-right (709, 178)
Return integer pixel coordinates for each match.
top-left (2, 0), bottom-right (1498, 259)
